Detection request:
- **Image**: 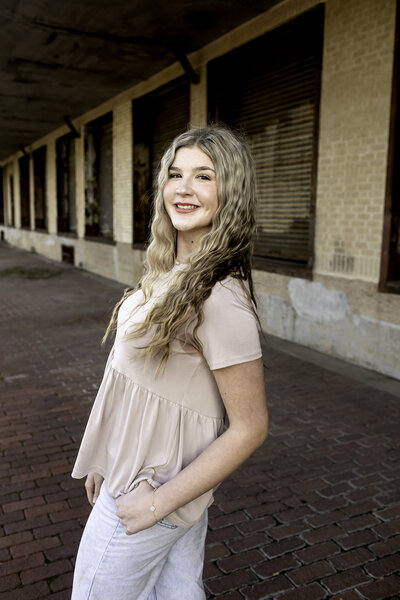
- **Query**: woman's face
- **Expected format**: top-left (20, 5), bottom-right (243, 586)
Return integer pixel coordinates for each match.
top-left (163, 146), bottom-right (218, 238)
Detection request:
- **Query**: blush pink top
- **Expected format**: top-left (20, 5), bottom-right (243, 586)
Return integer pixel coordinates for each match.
top-left (72, 266), bottom-right (262, 527)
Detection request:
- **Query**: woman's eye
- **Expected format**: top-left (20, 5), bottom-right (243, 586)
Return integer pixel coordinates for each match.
top-left (197, 174), bottom-right (211, 181)
top-left (168, 172), bottom-right (181, 178)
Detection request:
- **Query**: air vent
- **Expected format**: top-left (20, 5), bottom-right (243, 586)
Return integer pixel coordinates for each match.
top-left (61, 244), bottom-right (74, 265)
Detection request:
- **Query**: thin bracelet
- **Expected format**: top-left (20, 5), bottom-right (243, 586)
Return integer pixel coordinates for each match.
top-left (149, 490), bottom-right (159, 523)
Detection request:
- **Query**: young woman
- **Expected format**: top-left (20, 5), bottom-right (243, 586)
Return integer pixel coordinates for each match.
top-left (71, 126), bottom-right (268, 599)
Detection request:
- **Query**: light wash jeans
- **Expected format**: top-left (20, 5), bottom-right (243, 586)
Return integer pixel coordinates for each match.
top-left (71, 483), bottom-right (208, 600)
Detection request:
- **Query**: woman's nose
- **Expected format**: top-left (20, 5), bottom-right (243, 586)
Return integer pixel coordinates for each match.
top-left (176, 178), bottom-right (193, 195)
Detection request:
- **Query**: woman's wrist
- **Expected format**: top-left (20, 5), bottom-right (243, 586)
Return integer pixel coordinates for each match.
top-left (156, 479), bottom-right (192, 520)
top-left (149, 489), bottom-right (159, 523)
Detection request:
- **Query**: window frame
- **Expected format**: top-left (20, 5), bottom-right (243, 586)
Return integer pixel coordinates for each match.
top-left (379, 0), bottom-right (400, 294)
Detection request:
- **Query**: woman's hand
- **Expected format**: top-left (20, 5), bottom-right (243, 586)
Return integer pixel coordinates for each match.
top-left (85, 472), bottom-right (104, 506)
top-left (116, 480), bottom-right (160, 535)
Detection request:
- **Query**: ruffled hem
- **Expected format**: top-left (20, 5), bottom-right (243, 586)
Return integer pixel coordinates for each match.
top-left (72, 362), bottom-right (225, 527)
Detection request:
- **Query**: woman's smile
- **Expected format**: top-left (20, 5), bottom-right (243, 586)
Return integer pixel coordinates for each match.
top-left (174, 203), bottom-right (199, 212)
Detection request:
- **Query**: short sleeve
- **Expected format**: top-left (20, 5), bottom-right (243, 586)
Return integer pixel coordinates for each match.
top-left (197, 278), bottom-right (262, 370)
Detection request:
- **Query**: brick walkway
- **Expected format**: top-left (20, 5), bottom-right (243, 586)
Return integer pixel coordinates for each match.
top-left (1, 243), bottom-right (400, 600)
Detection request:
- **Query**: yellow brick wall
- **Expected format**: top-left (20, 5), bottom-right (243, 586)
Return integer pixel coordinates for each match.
top-left (75, 128), bottom-right (85, 240)
top-left (190, 64), bottom-right (208, 127)
top-left (114, 102), bottom-right (133, 244)
top-left (314, 0), bottom-right (397, 282)
top-left (46, 140), bottom-right (57, 235)
top-left (4, 163), bottom-right (11, 225)
top-left (13, 159), bottom-right (20, 228)
top-left (1, 167), bottom-right (6, 224)
top-left (29, 153), bottom-right (34, 230)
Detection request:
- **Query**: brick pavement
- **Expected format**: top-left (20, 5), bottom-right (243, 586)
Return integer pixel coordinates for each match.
top-left (1, 243), bottom-right (400, 600)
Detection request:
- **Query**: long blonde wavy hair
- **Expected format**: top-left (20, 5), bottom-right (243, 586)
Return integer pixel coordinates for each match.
top-left (103, 125), bottom-right (258, 369)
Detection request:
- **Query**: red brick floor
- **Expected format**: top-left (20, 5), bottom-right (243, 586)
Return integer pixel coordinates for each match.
top-left (1, 243), bottom-right (400, 600)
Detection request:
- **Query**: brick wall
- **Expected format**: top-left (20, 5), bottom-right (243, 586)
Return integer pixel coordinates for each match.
top-left (314, 0), bottom-right (397, 282)
top-left (75, 129), bottom-right (85, 240)
top-left (13, 158), bottom-right (20, 228)
top-left (3, 162), bottom-right (15, 226)
top-left (46, 140), bottom-right (57, 235)
top-left (190, 64), bottom-right (208, 126)
top-left (29, 152), bottom-right (34, 230)
top-left (114, 102), bottom-right (133, 244)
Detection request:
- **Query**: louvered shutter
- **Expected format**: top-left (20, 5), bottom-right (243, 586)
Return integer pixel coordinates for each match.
top-left (33, 146), bottom-right (47, 231)
top-left (208, 6), bottom-right (323, 267)
top-left (98, 116), bottom-right (113, 237)
top-left (84, 112), bottom-right (113, 238)
top-left (19, 156), bottom-right (30, 228)
top-left (133, 78), bottom-right (190, 245)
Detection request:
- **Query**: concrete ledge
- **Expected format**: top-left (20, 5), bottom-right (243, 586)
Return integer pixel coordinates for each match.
top-left (264, 333), bottom-right (400, 398)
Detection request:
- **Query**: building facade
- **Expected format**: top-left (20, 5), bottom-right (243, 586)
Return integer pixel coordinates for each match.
top-left (1, 0), bottom-right (399, 379)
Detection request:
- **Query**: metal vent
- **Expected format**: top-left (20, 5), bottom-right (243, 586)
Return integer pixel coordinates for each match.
top-left (61, 244), bottom-right (74, 265)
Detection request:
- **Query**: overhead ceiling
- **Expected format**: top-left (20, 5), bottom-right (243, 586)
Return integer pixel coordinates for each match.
top-left (0, 0), bottom-right (282, 162)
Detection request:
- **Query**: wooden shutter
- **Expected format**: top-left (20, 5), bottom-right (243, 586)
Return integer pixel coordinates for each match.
top-left (208, 6), bottom-right (323, 268)
top-left (33, 146), bottom-right (46, 231)
top-left (57, 134), bottom-right (77, 234)
top-left (56, 135), bottom-right (69, 233)
top-left (85, 112), bottom-right (113, 238)
top-left (19, 156), bottom-right (30, 228)
top-left (133, 78), bottom-right (190, 245)
top-left (98, 116), bottom-right (113, 237)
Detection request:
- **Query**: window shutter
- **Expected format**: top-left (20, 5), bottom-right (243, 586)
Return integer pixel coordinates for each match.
top-left (98, 117), bottom-right (113, 237)
top-left (33, 146), bottom-right (47, 231)
top-left (56, 134), bottom-right (76, 233)
top-left (19, 156), bottom-right (30, 228)
top-left (208, 6), bottom-right (323, 267)
top-left (133, 78), bottom-right (190, 245)
top-left (84, 112), bottom-right (113, 238)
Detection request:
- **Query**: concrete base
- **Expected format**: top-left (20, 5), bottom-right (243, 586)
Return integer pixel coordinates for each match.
top-left (1, 226), bottom-right (145, 287)
top-left (255, 273), bottom-right (400, 382)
